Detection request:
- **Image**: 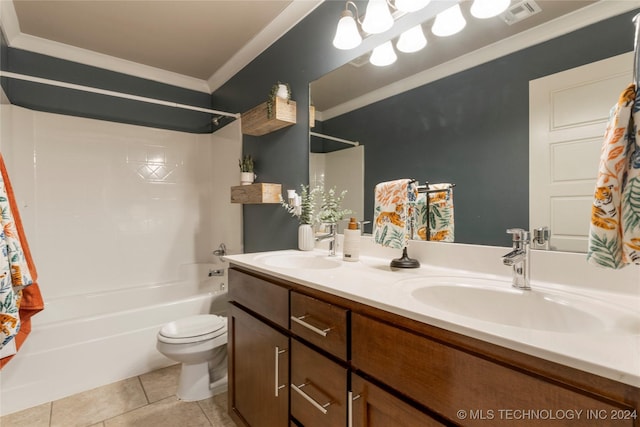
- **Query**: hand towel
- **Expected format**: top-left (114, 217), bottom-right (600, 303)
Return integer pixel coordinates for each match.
top-left (373, 179), bottom-right (417, 249)
top-left (0, 154), bottom-right (43, 368)
top-left (622, 88), bottom-right (640, 263)
top-left (414, 183), bottom-right (454, 242)
top-left (587, 83), bottom-right (639, 268)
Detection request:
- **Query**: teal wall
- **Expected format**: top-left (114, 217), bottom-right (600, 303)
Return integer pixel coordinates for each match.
top-left (213, 4), bottom-right (638, 250)
top-left (1, 4), bottom-right (637, 251)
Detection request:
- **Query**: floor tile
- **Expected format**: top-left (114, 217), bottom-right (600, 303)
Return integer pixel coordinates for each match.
top-left (50, 377), bottom-right (148, 427)
top-left (139, 364), bottom-right (180, 403)
top-left (198, 392), bottom-right (236, 427)
top-left (0, 402), bottom-right (51, 427)
top-left (104, 396), bottom-right (211, 427)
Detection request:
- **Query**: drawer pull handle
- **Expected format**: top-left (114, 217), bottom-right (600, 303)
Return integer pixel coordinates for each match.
top-left (291, 382), bottom-right (332, 414)
top-left (274, 346), bottom-right (287, 397)
top-left (291, 314), bottom-right (332, 337)
top-left (348, 391), bottom-right (361, 427)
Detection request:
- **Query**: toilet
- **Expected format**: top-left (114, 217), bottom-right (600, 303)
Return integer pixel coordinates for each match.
top-left (156, 314), bottom-right (228, 401)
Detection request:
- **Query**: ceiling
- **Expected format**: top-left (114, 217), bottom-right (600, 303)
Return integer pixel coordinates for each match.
top-left (2, 0), bottom-right (322, 92)
top-left (2, 0), bottom-right (639, 99)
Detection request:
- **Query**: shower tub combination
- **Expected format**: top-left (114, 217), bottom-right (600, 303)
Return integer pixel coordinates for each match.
top-left (0, 263), bottom-right (228, 416)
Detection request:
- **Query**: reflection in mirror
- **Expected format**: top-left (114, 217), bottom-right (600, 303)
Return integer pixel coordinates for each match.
top-left (310, 132), bottom-right (364, 233)
top-left (310, 2), bottom-right (638, 251)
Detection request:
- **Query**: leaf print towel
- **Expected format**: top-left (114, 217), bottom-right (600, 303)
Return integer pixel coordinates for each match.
top-left (587, 83), bottom-right (640, 268)
top-left (414, 183), bottom-right (454, 242)
top-left (373, 179), bottom-right (417, 249)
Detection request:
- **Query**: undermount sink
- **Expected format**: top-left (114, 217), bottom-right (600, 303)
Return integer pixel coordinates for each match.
top-left (397, 276), bottom-right (640, 334)
top-left (256, 252), bottom-right (341, 270)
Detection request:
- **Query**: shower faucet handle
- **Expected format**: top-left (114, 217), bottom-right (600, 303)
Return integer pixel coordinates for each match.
top-left (213, 243), bottom-right (227, 257)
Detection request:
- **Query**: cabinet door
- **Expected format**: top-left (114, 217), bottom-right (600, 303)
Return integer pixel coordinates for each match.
top-left (229, 304), bottom-right (289, 427)
top-left (350, 374), bottom-right (444, 427)
top-left (291, 339), bottom-right (347, 427)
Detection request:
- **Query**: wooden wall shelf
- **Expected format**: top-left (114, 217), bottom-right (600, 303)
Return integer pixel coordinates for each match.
top-left (241, 97), bottom-right (296, 136)
top-left (231, 183), bottom-right (282, 204)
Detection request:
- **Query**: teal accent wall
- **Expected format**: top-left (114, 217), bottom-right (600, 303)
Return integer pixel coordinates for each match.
top-left (213, 4), bottom-right (638, 250)
top-left (1, 42), bottom-right (214, 133)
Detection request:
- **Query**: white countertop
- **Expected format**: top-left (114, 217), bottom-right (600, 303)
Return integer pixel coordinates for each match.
top-left (224, 248), bottom-right (640, 388)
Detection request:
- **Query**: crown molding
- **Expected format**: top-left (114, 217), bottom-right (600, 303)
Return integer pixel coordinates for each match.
top-left (8, 33), bottom-right (213, 93)
top-left (0, 0), bottom-right (323, 95)
top-left (321, 0), bottom-right (640, 121)
top-left (207, 0), bottom-right (324, 92)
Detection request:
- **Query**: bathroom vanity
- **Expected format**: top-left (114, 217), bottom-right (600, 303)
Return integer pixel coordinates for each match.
top-left (225, 248), bottom-right (640, 427)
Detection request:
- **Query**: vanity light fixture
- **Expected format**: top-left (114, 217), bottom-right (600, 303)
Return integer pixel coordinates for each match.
top-left (396, 24), bottom-right (427, 53)
top-left (431, 4), bottom-right (466, 37)
top-left (332, 1), bottom-right (363, 50)
top-left (370, 40), bottom-right (397, 66)
top-left (395, 0), bottom-right (431, 13)
top-left (470, 0), bottom-right (511, 19)
top-left (362, 0), bottom-right (395, 34)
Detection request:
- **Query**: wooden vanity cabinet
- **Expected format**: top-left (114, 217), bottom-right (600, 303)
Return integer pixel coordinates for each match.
top-left (229, 265), bottom-right (640, 427)
top-left (229, 304), bottom-right (289, 427)
top-left (290, 291), bottom-right (348, 360)
top-left (228, 269), bottom-right (291, 427)
top-left (350, 373), bottom-right (445, 427)
top-left (290, 338), bottom-right (348, 427)
top-left (351, 312), bottom-right (638, 427)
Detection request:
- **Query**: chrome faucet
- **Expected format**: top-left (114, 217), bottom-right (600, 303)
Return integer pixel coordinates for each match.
top-left (315, 223), bottom-right (337, 257)
top-left (502, 228), bottom-right (530, 290)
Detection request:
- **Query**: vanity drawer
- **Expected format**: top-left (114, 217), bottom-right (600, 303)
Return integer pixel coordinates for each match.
top-left (290, 291), bottom-right (348, 360)
top-left (291, 338), bottom-right (347, 427)
top-left (352, 313), bottom-right (634, 427)
top-left (229, 268), bottom-right (289, 329)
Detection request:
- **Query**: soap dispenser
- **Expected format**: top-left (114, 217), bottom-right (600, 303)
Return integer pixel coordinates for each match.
top-left (343, 217), bottom-right (361, 262)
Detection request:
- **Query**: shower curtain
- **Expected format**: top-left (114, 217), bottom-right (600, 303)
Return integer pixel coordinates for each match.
top-left (0, 154), bottom-right (43, 368)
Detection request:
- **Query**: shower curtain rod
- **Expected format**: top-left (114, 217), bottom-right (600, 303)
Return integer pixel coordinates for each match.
top-left (310, 131), bottom-right (359, 146)
top-left (0, 71), bottom-right (240, 118)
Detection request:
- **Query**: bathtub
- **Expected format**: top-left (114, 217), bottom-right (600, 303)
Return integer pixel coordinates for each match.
top-left (0, 263), bottom-right (228, 416)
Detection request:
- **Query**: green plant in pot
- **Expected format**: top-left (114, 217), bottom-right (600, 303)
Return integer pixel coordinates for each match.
top-left (267, 81), bottom-right (291, 119)
top-left (239, 155), bottom-right (255, 185)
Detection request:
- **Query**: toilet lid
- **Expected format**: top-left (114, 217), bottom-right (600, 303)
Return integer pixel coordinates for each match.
top-left (159, 314), bottom-right (226, 342)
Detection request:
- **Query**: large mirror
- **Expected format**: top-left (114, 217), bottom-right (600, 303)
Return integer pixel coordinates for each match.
top-left (310, 1), bottom-right (638, 250)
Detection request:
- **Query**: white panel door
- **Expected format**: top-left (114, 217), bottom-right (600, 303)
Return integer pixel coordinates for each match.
top-left (529, 52), bottom-right (633, 252)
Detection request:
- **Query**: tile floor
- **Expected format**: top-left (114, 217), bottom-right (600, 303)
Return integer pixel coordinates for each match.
top-left (0, 364), bottom-right (237, 427)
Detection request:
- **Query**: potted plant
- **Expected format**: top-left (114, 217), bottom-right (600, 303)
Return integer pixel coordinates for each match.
top-left (267, 81), bottom-right (291, 119)
top-left (280, 185), bottom-right (352, 251)
top-left (280, 184), bottom-right (318, 251)
top-left (239, 155), bottom-right (255, 185)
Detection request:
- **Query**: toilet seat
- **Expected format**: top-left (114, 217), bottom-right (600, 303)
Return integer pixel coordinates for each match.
top-left (158, 314), bottom-right (227, 344)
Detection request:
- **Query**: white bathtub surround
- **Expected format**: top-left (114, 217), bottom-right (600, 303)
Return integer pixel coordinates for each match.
top-left (0, 105), bottom-right (241, 416)
top-left (227, 236), bottom-right (640, 387)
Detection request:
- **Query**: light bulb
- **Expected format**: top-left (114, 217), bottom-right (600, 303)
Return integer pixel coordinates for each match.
top-left (397, 25), bottom-right (427, 53)
top-left (431, 4), bottom-right (466, 37)
top-left (470, 0), bottom-right (511, 19)
top-left (332, 9), bottom-right (363, 50)
top-left (370, 41), bottom-right (397, 66)
top-left (395, 0), bottom-right (431, 13)
top-left (362, 0), bottom-right (394, 34)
